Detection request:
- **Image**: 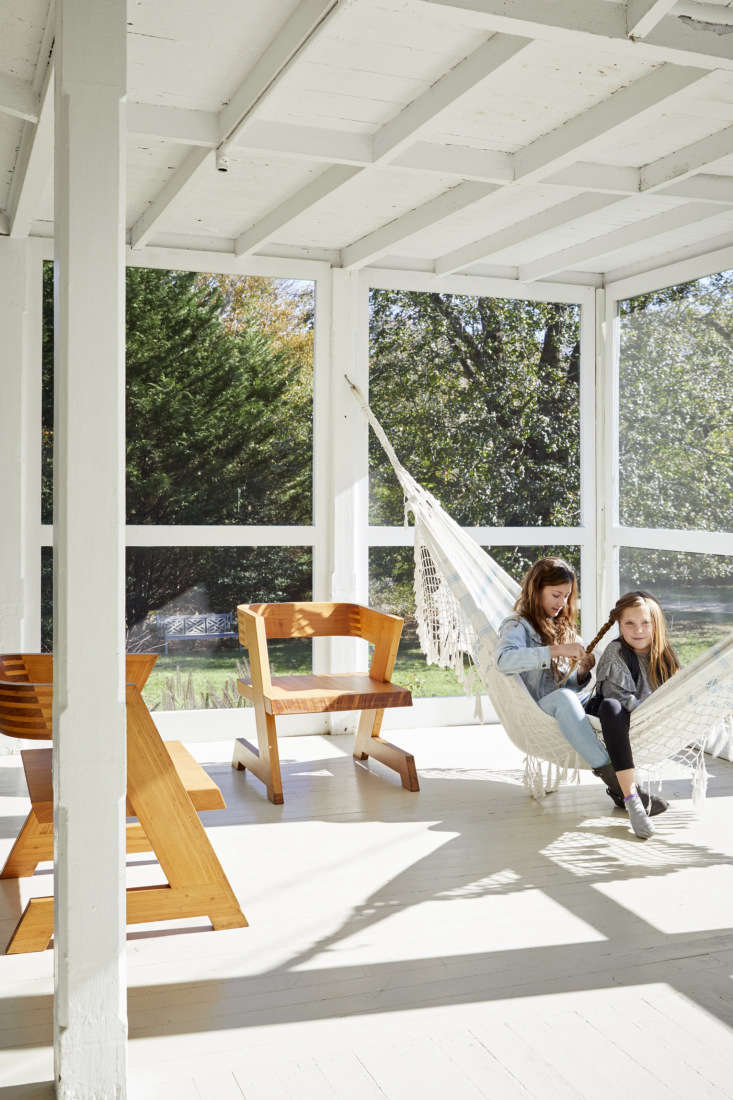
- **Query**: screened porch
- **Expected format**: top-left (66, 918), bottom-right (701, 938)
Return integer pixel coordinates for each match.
top-left (0, 1), bottom-right (732, 1096)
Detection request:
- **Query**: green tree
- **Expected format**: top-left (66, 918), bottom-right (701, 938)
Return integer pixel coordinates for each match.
top-left (42, 265), bottom-right (313, 642)
top-left (368, 290), bottom-right (580, 530)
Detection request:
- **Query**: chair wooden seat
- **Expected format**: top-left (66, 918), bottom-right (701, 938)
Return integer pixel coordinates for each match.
top-left (0, 653), bottom-right (246, 953)
top-left (232, 602), bottom-right (416, 803)
top-left (237, 672), bottom-right (412, 715)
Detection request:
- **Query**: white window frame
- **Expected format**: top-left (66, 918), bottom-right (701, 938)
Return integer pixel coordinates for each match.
top-left (601, 247), bottom-right (733, 616)
top-left (362, 268), bottom-right (599, 718)
top-left (32, 243), bottom-right (601, 724)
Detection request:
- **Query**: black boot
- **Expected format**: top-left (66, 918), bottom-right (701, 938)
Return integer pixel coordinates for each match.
top-left (592, 764), bottom-right (625, 808)
top-left (593, 765), bottom-right (669, 816)
top-left (638, 788), bottom-right (669, 817)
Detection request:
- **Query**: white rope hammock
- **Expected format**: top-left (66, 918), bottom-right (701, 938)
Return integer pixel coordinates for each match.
top-left (349, 378), bottom-right (733, 804)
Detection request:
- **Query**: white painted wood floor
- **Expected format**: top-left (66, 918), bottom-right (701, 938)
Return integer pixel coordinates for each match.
top-left (2, 724), bottom-right (733, 1099)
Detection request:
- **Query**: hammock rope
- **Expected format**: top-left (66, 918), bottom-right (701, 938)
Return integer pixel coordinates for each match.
top-left (348, 376), bottom-right (733, 805)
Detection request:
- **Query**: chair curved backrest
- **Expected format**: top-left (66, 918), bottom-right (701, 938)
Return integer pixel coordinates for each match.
top-left (0, 654), bottom-right (158, 742)
top-left (0, 655), bottom-right (53, 740)
top-left (242, 602), bottom-right (402, 645)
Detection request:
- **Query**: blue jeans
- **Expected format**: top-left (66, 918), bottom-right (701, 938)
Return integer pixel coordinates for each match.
top-left (538, 688), bottom-right (610, 768)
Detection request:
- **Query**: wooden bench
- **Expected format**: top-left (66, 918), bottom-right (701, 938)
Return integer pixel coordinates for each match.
top-left (233, 602), bottom-right (415, 804)
top-left (0, 741), bottom-right (225, 880)
top-left (154, 612), bottom-right (238, 654)
top-left (0, 653), bottom-right (247, 953)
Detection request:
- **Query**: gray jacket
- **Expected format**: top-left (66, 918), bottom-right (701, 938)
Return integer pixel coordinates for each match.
top-left (496, 614), bottom-right (590, 703)
top-left (595, 638), bottom-right (653, 712)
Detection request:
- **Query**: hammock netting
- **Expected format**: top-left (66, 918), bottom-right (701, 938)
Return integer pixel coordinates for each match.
top-left (351, 380), bottom-right (733, 805)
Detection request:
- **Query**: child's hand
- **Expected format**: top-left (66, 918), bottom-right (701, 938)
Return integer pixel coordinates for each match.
top-left (578, 653), bottom-right (595, 676)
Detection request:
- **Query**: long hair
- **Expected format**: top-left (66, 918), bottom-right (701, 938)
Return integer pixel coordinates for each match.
top-left (586, 590), bottom-right (680, 688)
top-left (514, 556), bottom-right (579, 652)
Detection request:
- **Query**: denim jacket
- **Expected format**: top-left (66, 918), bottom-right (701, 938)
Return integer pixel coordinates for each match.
top-left (495, 614), bottom-right (590, 704)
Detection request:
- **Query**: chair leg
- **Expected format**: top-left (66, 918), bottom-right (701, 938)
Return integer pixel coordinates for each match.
top-left (353, 709), bottom-right (419, 792)
top-left (0, 811), bottom-right (52, 879)
top-left (232, 705), bottom-right (284, 804)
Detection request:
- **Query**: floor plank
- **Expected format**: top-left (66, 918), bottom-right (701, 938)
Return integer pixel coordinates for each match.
top-left (1, 725), bottom-right (732, 1098)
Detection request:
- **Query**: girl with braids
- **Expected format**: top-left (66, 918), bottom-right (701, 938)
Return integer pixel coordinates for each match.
top-left (584, 591), bottom-right (679, 838)
top-left (496, 556), bottom-right (610, 773)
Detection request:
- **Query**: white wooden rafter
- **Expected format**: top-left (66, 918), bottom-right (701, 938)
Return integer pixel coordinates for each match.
top-left (430, 63), bottom-right (712, 275)
top-left (129, 0), bottom-right (341, 249)
top-left (232, 33), bottom-right (531, 263)
top-left (372, 33), bottom-right (529, 163)
top-left (513, 65), bottom-right (711, 183)
top-left (627, 0), bottom-right (679, 39)
top-left (216, 0), bottom-right (341, 151)
top-left (603, 227), bottom-right (733, 283)
top-left (234, 164), bottom-right (361, 257)
top-left (641, 124), bottom-right (733, 191)
top-left (340, 181), bottom-right (499, 269)
top-left (519, 199), bottom-right (733, 281)
top-left (8, 59), bottom-right (54, 238)
top-left (435, 193), bottom-right (626, 276)
top-left (126, 104), bottom-right (733, 207)
top-left (416, 0), bottom-right (733, 70)
top-left (0, 73), bottom-right (39, 123)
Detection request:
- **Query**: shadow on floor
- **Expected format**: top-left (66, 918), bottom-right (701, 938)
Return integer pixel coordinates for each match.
top-left (2, 759), bottom-right (733, 1049)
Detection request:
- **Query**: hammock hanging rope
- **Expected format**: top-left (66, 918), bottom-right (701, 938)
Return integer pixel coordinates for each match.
top-left (348, 376), bottom-right (733, 804)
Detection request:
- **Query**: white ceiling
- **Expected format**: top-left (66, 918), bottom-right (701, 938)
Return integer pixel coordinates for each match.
top-left (4, 0), bottom-right (733, 284)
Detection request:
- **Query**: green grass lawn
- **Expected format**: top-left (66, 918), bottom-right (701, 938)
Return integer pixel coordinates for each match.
top-left (142, 619), bottom-right (731, 711)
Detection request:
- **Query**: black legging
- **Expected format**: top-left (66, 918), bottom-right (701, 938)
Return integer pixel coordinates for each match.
top-left (598, 697), bottom-right (635, 772)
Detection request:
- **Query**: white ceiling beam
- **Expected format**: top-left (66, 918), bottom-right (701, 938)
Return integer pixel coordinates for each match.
top-left (641, 125), bottom-right (733, 191)
top-left (674, 2), bottom-right (733, 25)
top-left (417, 0), bottom-right (623, 41)
top-left (392, 141), bottom-right (513, 182)
top-left (127, 102), bottom-right (218, 147)
top-left (217, 0), bottom-right (340, 148)
top-left (0, 73), bottom-right (39, 123)
top-left (416, 0), bottom-right (733, 70)
top-left (519, 200), bottom-right (732, 280)
top-left (432, 63), bottom-right (713, 274)
top-left (435, 192), bottom-right (625, 276)
top-left (546, 162), bottom-right (641, 194)
top-left (129, 148), bottom-right (211, 249)
top-left (627, 0), bottom-right (678, 39)
top-left (642, 15), bottom-right (733, 69)
top-left (124, 106), bottom-right (733, 205)
top-left (659, 174), bottom-right (733, 204)
top-left (514, 64), bottom-right (712, 182)
top-left (373, 33), bottom-right (530, 163)
top-left (234, 165), bottom-right (361, 257)
top-left (8, 59), bottom-right (53, 238)
top-left (341, 181), bottom-right (498, 269)
top-left (603, 227), bottom-right (733, 283)
top-left (128, 0), bottom-right (340, 249)
top-left (238, 119), bottom-right (373, 164)
top-left (232, 33), bottom-right (530, 260)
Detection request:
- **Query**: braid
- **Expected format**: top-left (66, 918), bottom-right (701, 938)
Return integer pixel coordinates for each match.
top-left (585, 611), bottom-right (617, 655)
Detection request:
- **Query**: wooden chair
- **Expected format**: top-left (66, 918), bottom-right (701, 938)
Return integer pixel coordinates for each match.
top-left (232, 602), bottom-right (415, 804)
top-left (0, 653), bottom-right (247, 953)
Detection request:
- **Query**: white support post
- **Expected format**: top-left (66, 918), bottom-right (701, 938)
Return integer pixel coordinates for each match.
top-left (596, 287), bottom-right (620, 629)
top-left (578, 288), bottom-right (598, 645)
top-left (326, 269), bottom-right (369, 726)
top-left (53, 1), bottom-right (128, 1096)
top-left (312, 267), bottom-right (332, 677)
top-left (0, 238), bottom-right (41, 662)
